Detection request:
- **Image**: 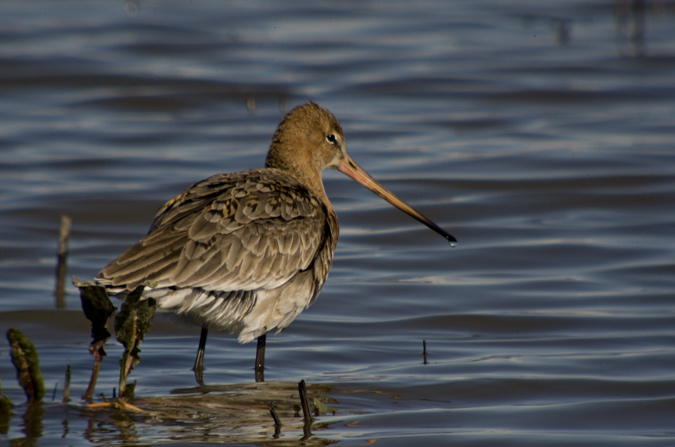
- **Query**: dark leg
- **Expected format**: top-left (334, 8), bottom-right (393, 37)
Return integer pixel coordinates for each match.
top-left (255, 333), bottom-right (266, 382)
top-left (193, 326), bottom-right (208, 385)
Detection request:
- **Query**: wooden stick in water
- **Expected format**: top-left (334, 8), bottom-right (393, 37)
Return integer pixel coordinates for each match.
top-left (63, 365), bottom-right (71, 403)
top-left (298, 379), bottom-right (312, 439)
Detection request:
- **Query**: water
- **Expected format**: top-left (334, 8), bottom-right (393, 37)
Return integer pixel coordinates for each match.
top-left (1, 0), bottom-right (674, 445)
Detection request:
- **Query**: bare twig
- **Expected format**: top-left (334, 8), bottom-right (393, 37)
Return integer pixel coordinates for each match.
top-left (298, 379), bottom-right (312, 439)
top-left (63, 365), bottom-right (71, 403)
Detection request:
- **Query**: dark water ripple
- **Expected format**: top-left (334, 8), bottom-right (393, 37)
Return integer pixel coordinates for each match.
top-left (1, 0), bottom-right (675, 446)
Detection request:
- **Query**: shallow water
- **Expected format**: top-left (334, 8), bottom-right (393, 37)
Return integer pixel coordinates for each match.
top-left (1, 0), bottom-right (674, 445)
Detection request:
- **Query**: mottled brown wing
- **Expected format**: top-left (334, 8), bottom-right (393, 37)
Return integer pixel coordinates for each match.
top-left (98, 169), bottom-right (329, 293)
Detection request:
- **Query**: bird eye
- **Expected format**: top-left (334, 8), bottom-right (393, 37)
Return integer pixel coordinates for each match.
top-left (326, 134), bottom-right (337, 144)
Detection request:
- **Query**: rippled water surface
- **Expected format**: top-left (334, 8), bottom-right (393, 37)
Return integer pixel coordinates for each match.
top-left (1, 1), bottom-right (674, 445)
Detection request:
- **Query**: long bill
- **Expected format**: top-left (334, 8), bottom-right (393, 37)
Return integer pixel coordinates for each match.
top-left (337, 155), bottom-right (457, 246)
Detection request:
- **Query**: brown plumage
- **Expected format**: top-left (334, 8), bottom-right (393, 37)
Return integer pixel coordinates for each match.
top-left (97, 102), bottom-right (455, 383)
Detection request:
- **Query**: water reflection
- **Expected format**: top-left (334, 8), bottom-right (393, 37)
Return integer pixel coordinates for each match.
top-left (86, 382), bottom-right (337, 445)
top-left (517, 0), bottom-right (671, 54)
top-left (20, 403), bottom-right (44, 443)
top-left (7, 382), bottom-right (339, 445)
top-left (616, 0), bottom-right (647, 56)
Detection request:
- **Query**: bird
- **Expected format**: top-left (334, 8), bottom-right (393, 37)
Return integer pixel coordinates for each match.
top-left (96, 102), bottom-right (456, 384)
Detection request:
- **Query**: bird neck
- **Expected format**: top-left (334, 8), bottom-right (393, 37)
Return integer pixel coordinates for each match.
top-left (266, 154), bottom-right (330, 208)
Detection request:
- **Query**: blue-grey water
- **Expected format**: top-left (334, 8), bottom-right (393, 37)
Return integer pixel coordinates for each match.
top-left (1, 1), bottom-right (674, 445)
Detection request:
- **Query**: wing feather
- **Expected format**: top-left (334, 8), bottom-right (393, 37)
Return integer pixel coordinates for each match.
top-left (98, 169), bottom-right (329, 295)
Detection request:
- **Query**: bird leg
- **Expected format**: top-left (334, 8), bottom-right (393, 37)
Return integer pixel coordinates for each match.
top-left (193, 327), bottom-right (208, 385)
top-left (255, 334), bottom-right (266, 382)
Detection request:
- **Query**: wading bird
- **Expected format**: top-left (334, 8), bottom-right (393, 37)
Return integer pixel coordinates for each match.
top-left (97, 102), bottom-right (456, 384)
